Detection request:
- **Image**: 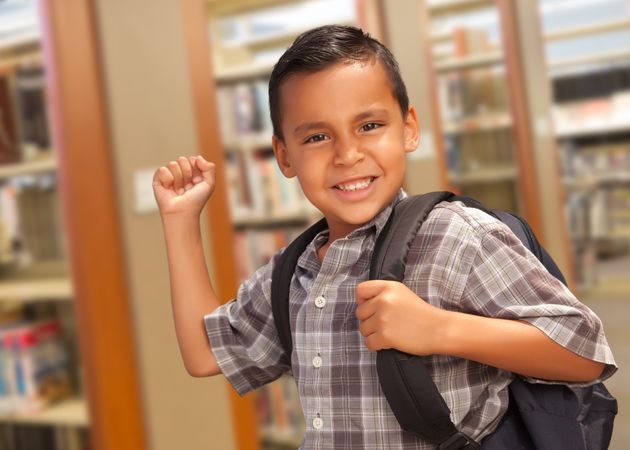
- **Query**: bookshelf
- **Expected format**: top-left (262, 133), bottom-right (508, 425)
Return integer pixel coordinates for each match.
top-left (0, 0), bottom-right (149, 449)
top-left (420, 0), bottom-right (545, 231)
top-left (538, 0), bottom-right (630, 290)
top-left (0, 2), bottom-right (92, 448)
top-left (417, 0), bottom-right (576, 283)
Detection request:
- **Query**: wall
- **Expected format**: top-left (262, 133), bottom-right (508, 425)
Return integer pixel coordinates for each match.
top-left (381, 0), bottom-right (442, 195)
top-left (92, 1), bottom-right (236, 449)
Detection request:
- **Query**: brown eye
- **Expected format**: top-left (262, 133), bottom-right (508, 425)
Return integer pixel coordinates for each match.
top-left (304, 133), bottom-right (328, 144)
top-left (361, 122), bottom-right (382, 132)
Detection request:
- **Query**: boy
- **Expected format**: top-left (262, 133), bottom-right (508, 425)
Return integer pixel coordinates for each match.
top-left (152, 25), bottom-right (616, 448)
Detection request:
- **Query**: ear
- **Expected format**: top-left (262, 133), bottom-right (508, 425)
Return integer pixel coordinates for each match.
top-left (272, 135), bottom-right (297, 178)
top-left (403, 105), bottom-right (420, 154)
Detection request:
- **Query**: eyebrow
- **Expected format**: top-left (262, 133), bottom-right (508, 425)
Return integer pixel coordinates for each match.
top-left (292, 108), bottom-right (390, 136)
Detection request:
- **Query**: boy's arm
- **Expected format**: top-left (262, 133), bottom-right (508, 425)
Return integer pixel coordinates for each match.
top-left (356, 280), bottom-right (605, 382)
top-left (153, 156), bottom-right (221, 377)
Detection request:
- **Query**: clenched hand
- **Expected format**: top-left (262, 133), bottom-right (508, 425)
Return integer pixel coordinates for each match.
top-left (355, 280), bottom-right (450, 356)
top-left (152, 155), bottom-right (216, 217)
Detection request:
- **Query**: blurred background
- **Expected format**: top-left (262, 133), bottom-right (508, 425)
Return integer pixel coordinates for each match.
top-left (0, 0), bottom-right (628, 449)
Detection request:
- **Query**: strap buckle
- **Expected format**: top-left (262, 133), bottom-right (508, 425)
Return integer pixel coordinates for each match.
top-left (438, 431), bottom-right (480, 450)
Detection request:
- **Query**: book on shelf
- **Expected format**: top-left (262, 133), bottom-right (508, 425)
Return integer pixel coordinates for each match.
top-left (0, 75), bottom-right (21, 165)
top-left (227, 148), bottom-right (307, 222)
top-left (233, 227), bottom-right (303, 283)
top-left (0, 317), bottom-right (73, 418)
top-left (7, 173), bottom-right (64, 268)
top-left (216, 78), bottom-right (272, 147)
top-left (14, 64), bottom-right (50, 160)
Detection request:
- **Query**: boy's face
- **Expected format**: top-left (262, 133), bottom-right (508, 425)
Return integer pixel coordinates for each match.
top-left (272, 60), bottom-right (419, 241)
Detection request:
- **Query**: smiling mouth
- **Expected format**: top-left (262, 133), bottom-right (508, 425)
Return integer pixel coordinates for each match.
top-left (334, 177), bottom-right (375, 191)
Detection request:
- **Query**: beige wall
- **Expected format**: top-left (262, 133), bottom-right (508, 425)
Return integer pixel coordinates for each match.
top-left (381, 0), bottom-right (442, 195)
top-left (92, 1), bottom-right (236, 449)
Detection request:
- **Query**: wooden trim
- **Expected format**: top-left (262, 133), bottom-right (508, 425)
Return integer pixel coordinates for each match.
top-left (545, 18), bottom-right (630, 42)
top-left (37, 1), bottom-right (147, 450)
top-left (496, 0), bottom-right (545, 241)
top-left (179, 1), bottom-right (261, 450)
top-left (418, 4), bottom-right (455, 191)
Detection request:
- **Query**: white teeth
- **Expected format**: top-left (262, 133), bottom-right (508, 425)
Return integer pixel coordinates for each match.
top-left (336, 178), bottom-right (372, 191)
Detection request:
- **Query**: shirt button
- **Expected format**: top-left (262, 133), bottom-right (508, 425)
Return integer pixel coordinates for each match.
top-left (313, 416), bottom-right (324, 430)
top-left (312, 355), bottom-right (323, 368)
top-left (314, 295), bottom-right (326, 308)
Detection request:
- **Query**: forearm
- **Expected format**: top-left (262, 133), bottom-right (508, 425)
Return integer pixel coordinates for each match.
top-left (162, 213), bottom-right (221, 377)
top-left (438, 311), bottom-right (604, 382)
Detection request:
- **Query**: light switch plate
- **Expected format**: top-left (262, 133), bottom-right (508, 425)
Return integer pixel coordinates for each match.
top-left (134, 168), bottom-right (159, 214)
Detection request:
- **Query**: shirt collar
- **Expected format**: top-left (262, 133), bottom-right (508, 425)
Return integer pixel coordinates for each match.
top-left (297, 189), bottom-right (408, 271)
top-left (345, 188), bottom-right (408, 239)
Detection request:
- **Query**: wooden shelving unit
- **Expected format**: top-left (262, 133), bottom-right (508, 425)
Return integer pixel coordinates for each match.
top-left (420, 0), bottom-right (543, 229)
top-left (539, 0), bottom-right (630, 290)
top-left (0, 398), bottom-right (88, 428)
top-left (0, 3), bottom-right (97, 447)
top-left (417, 0), bottom-right (575, 283)
top-left (0, 278), bottom-right (73, 302)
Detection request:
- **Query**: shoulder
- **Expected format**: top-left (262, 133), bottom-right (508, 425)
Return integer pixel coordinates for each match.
top-left (405, 199), bottom-right (522, 274)
top-left (412, 200), bottom-right (504, 249)
top-left (428, 200), bottom-right (505, 234)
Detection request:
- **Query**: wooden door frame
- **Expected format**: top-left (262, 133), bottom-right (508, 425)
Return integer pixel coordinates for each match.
top-left (37, 1), bottom-right (147, 449)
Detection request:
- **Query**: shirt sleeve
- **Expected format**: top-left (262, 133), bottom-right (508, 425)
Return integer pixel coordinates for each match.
top-left (204, 251), bottom-right (290, 396)
top-left (456, 207), bottom-right (617, 384)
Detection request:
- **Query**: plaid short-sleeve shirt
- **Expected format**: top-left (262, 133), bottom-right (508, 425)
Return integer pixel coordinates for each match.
top-left (205, 191), bottom-right (616, 449)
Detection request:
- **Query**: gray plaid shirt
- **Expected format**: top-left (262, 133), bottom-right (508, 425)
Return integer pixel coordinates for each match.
top-left (205, 191), bottom-right (616, 449)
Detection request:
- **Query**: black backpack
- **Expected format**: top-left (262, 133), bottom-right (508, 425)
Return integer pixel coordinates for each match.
top-left (271, 191), bottom-right (617, 450)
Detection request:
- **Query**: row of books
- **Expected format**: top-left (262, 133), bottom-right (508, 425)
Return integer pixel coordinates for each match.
top-left (0, 318), bottom-right (72, 417)
top-left (0, 174), bottom-right (64, 269)
top-left (234, 227), bottom-right (305, 283)
top-left (0, 425), bottom-right (89, 450)
top-left (0, 63), bottom-right (50, 164)
top-left (226, 149), bottom-right (310, 223)
top-left (552, 90), bottom-right (630, 136)
top-left (565, 186), bottom-right (630, 242)
top-left (553, 65), bottom-right (630, 104)
top-left (215, 79), bottom-right (272, 147)
top-left (436, 27), bottom-right (508, 121)
top-left (438, 67), bottom-right (509, 121)
top-left (560, 140), bottom-right (630, 178)
top-left (606, 187), bottom-right (630, 239)
top-left (444, 128), bottom-right (515, 173)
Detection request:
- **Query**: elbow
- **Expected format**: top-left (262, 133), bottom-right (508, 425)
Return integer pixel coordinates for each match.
top-left (563, 360), bottom-right (606, 383)
top-left (185, 363), bottom-right (220, 378)
top-left (581, 361), bottom-right (606, 382)
top-left (183, 357), bottom-right (221, 378)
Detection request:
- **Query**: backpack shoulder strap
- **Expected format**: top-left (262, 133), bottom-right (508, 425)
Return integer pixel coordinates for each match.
top-left (271, 217), bottom-right (328, 360)
top-left (371, 191), bottom-right (455, 280)
top-left (373, 192), bottom-right (479, 449)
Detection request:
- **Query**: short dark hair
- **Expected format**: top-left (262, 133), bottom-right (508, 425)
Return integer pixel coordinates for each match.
top-left (269, 24), bottom-right (409, 140)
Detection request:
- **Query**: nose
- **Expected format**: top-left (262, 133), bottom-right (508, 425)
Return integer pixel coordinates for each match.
top-left (333, 134), bottom-right (364, 166)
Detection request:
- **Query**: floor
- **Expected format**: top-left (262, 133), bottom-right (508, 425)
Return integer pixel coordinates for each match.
top-left (580, 252), bottom-right (630, 449)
